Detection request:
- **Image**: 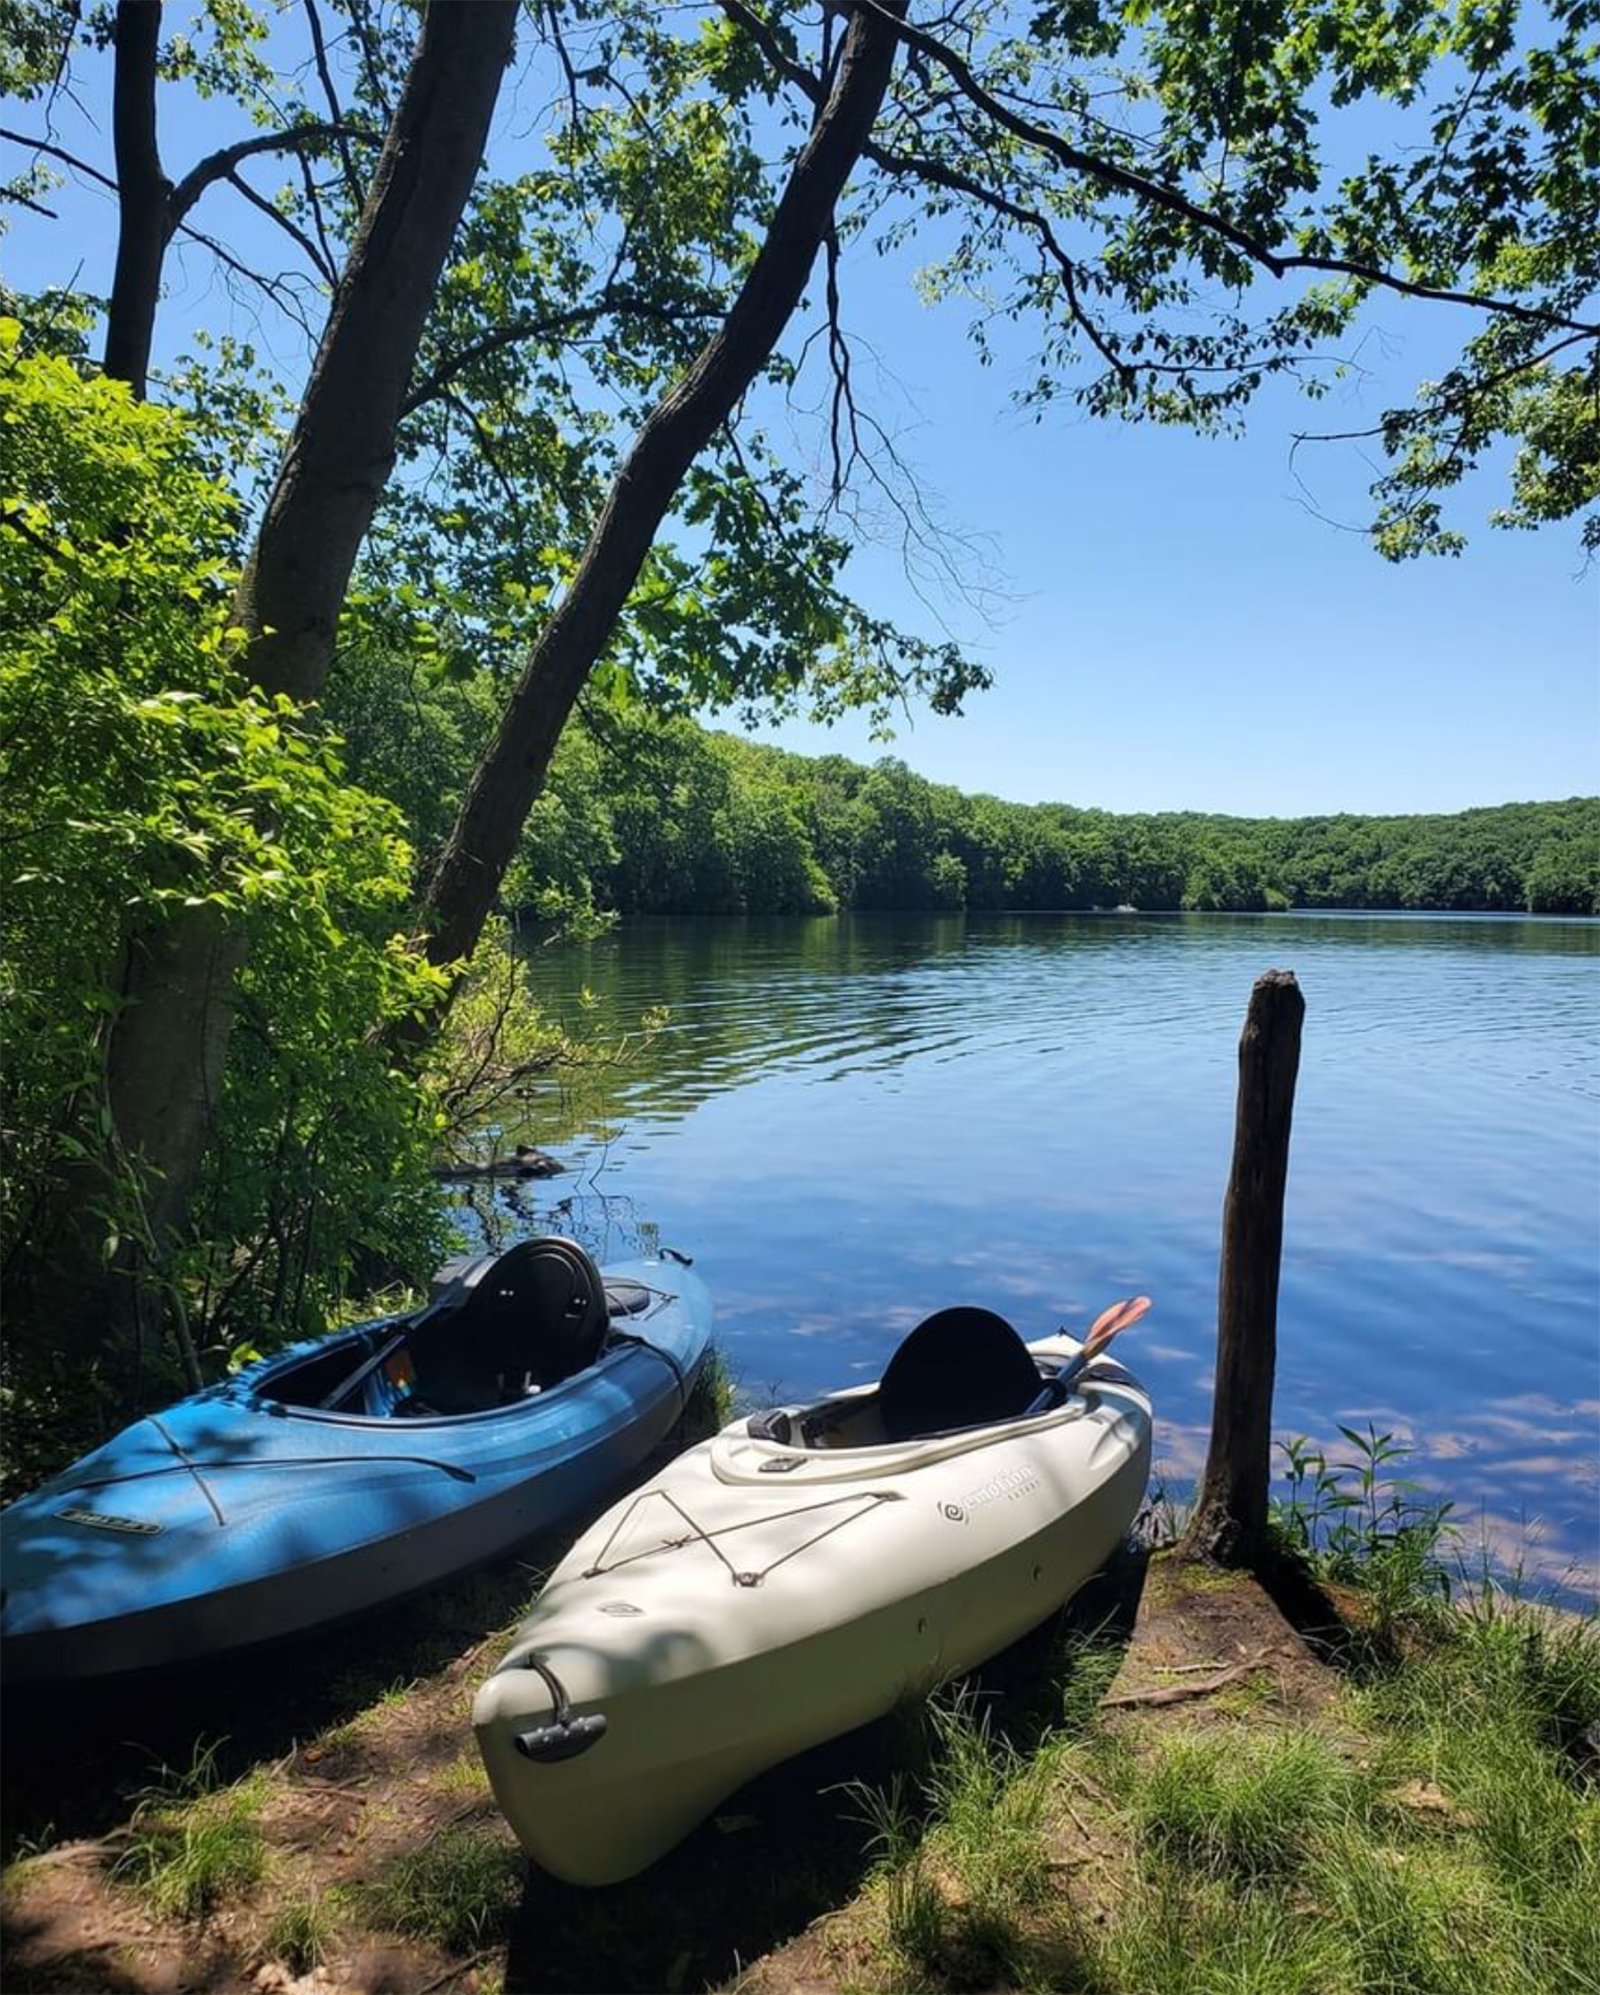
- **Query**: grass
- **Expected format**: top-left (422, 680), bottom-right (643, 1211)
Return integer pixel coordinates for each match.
top-left (263, 1888), bottom-right (346, 1976)
top-left (1096, 1871), bottom-right (1342, 1995)
top-left (833, 1437), bottom-right (1600, 1995)
top-left (851, 1651), bottom-right (1121, 1986)
top-left (435, 1748), bottom-right (493, 1797)
top-left (110, 1738), bottom-right (268, 1920)
top-left (686, 1343), bottom-right (738, 1436)
top-left (843, 1599), bottom-right (1599, 1994)
top-left (1129, 1727), bottom-right (1353, 1882)
top-left (355, 1821), bottom-right (523, 1954)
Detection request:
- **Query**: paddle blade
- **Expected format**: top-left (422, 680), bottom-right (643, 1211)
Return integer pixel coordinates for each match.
top-left (1080, 1293), bottom-right (1152, 1360)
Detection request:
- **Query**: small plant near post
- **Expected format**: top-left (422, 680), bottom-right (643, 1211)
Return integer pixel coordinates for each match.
top-left (1183, 970), bottom-right (1305, 1570)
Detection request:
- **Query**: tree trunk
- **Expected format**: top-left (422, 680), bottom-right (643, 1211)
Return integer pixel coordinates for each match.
top-left (24, 0), bottom-right (519, 1366)
top-left (417, 1), bottom-right (907, 973)
top-left (103, 0), bottom-right (168, 396)
top-left (228, 0), bottom-right (517, 705)
top-left (1182, 969), bottom-right (1305, 1569)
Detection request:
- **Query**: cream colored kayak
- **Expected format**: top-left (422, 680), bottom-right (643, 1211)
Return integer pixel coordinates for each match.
top-left (473, 1321), bottom-right (1152, 1885)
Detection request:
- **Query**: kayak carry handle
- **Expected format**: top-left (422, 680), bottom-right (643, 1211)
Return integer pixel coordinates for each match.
top-left (514, 1712), bottom-right (608, 1763)
top-left (507, 1652), bottom-right (608, 1763)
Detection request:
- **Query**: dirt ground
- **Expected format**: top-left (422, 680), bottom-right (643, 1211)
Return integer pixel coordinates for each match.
top-left (1, 1541), bottom-right (1346, 1995)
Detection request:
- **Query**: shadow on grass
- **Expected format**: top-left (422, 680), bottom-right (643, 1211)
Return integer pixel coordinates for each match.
top-left (0, 1385), bottom-right (736, 1865)
top-left (1, 1526), bottom-right (558, 1862)
top-left (500, 1545), bottom-right (1148, 1994)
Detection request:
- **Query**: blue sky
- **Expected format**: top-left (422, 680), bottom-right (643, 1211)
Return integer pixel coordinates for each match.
top-left (4, 11), bottom-right (1595, 820)
top-left (750, 224), bottom-right (1600, 816)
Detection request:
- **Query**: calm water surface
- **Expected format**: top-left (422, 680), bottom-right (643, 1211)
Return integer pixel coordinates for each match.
top-left (488, 913), bottom-right (1600, 1600)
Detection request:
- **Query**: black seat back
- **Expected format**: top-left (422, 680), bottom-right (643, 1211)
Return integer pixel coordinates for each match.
top-left (410, 1237), bottom-right (609, 1412)
top-left (878, 1305), bottom-right (1041, 1443)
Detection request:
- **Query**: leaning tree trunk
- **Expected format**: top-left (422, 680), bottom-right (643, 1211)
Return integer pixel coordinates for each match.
top-left (103, 0), bottom-right (167, 398)
top-left (1182, 970), bottom-right (1306, 1568)
top-left (19, 0), bottom-right (519, 1369)
top-left (416, 1), bottom-right (907, 975)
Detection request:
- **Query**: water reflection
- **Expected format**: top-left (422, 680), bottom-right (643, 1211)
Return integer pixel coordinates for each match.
top-left (482, 911), bottom-right (1599, 1602)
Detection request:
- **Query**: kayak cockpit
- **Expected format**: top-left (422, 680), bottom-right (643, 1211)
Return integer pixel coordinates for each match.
top-left (251, 1238), bottom-right (656, 1420)
top-left (747, 1306), bottom-right (1081, 1451)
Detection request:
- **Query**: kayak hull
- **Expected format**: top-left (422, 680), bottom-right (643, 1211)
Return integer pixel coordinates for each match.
top-left (473, 1337), bottom-right (1151, 1884)
top-left (1, 1257), bottom-right (711, 1684)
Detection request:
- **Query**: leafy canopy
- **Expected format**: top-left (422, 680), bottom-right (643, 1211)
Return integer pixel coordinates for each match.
top-left (0, 325), bottom-right (449, 1368)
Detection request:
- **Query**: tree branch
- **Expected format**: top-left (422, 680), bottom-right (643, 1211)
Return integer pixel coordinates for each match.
top-left (225, 168), bottom-right (340, 286)
top-left (169, 121), bottom-right (375, 232)
top-left (720, 0), bottom-right (823, 105)
top-left (865, 136), bottom-right (1135, 388)
top-left (401, 292), bottom-right (714, 415)
top-left (169, 219), bottom-right (322, 344)
top-left (301, 0), bottom-right (369, 210)
top-left (847, 0), bottom-right (1600, 338)
top-left (1290, 330), bottom-right (1594, 446)
top-left (0, 127), bottom-right (118, 192)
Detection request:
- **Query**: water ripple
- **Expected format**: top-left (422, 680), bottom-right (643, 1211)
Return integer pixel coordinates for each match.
top-left (502, 911), bottom-right (1600, 1600)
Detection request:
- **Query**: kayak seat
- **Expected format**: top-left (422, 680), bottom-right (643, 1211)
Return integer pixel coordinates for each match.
top-left (408, 1237), bottom-right (610, 1414)
top-left (878, 1306), bottom-right (1044, 1443)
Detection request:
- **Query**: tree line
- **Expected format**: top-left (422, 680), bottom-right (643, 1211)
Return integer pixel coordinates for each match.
top-left (327, 652), bottom-right (1600, 920)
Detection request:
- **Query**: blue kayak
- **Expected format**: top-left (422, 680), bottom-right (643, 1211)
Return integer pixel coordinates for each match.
top-left (0, 1239), bottom-right (712, 1684)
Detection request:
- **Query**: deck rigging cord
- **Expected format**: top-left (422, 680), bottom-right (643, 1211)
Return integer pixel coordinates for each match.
top-left (65, 1451), bottom-right (478, 1501)
top-left (581, 1484), bottom-right (897, 1588)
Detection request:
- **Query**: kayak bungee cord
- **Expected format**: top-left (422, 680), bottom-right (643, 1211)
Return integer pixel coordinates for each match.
top-left (581, 1485), bottom-right (897, 1588)
top-left (147, 1415), bottom-right (227, 1527)
top-left (62, 1451), bottom-right (479, 1499)
top-left (607, 1327), bottom-right (688, 1420)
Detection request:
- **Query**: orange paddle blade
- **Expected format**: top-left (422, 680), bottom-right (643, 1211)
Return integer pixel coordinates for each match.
top-left (1080, 1293), bottom-right (1152, 1358)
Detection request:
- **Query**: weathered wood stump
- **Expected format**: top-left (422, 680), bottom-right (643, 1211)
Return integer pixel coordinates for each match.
top-left (1183, 969), bottom-right (1306, 1569)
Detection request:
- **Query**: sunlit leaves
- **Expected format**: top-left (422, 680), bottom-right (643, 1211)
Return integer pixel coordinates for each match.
top-left (873, 0), bottom-right (1596, 553)
top-left (0, 339), bottom-right (450, 1338)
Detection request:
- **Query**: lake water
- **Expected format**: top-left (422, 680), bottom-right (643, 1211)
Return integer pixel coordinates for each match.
top-left (482, 912), bottom-right (1600, 1602)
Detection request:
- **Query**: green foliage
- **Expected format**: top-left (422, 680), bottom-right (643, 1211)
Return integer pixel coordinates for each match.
top-left (423, 916), bottom-right (574, 1153)
top-left (0, 0), bottom-right (75, 101)
top-left (384, 707), bottom-right (1596, 919)
top-left (0, 332), bottom-right (449, 1367)
top-left (891, 0), bottom-right (1599, 555)
top-left (1272, 1426), bottom-right (1456, 1641)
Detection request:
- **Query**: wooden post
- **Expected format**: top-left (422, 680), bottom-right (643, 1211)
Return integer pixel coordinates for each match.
top-left (1183, 970), bottom-right (1305, 1568)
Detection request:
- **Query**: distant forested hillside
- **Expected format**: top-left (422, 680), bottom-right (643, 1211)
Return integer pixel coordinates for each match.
top-left (326, 659), bottom-right (1599, 919)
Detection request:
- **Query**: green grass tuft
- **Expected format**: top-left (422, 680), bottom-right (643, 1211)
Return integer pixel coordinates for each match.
top-left (1099, 1871), bottom-right (1342, 1995)
top-left (356, 1822), bottom-right (522, 1954)
top-left (264, 1888), bottom-right (345, 1976)
top-left (684, 1344), bottom-right (737, 1437)
top-left (1132, 1727), bottom-right (1353, 1883)
top-left (851, 1688), bottom-right (1064, 1983)
top-left (111, 1742), bottom-right (266, 1920)
top-left (853, 1772), bottom-right (946, 1974)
